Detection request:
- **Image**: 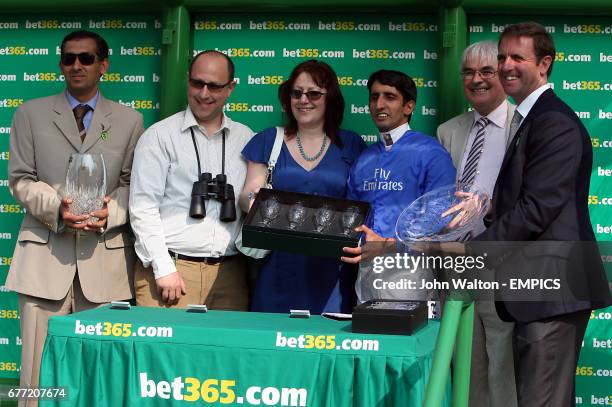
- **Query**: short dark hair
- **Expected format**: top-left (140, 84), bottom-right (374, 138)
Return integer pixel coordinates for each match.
top-left (367, 70), bottom-right (417, 122)
top-left (278, 60), bottom-right (345, 146)
top-left (60, 30), bottom-right (109, 60)
top-left (189, 50), bottom-right (235, 82)
top-left (499, 22), bottom-right (555, 76)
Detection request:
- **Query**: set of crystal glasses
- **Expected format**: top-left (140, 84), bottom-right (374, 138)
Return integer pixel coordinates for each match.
top-left (258, 197), bottom-right (361, 235)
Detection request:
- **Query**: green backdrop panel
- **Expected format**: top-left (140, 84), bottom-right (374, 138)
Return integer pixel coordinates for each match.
top-left (193, 13), bottom-right (440, 142)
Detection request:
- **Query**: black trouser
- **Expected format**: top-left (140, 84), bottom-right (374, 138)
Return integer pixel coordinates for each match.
top-left (514, 309), bottom-right (590, 407)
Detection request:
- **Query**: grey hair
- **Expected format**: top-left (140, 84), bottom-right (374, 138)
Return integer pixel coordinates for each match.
top-left (461, 41), bottom-right (498, 69)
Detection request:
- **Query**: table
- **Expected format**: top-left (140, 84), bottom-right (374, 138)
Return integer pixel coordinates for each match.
top-left (40, 306), bottom-right (450, 406)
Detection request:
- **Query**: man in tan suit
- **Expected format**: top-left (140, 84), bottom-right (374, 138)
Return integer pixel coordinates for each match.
top-left (6, 30), bottom-right (143, 403)
top-left (437, 41), bottom-right (517, 407)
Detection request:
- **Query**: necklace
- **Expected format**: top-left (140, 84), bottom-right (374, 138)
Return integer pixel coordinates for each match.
top-left (296, 132), bottom-right (327, 162)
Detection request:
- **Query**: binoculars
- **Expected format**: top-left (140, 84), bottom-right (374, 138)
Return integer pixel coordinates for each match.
top-left (189, 173), bottom-right (236, 222)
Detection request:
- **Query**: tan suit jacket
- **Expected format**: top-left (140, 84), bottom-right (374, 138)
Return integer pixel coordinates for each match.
top-left (436, 102), bottom-right (516, 178)
top-left (435, 101), bottom-right (518, 407)
top-left (6, 92), bottom-right (144, 302)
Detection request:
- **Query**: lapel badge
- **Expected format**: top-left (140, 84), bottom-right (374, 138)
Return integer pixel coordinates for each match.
top-left (100, 124), bottom-right (108, 140)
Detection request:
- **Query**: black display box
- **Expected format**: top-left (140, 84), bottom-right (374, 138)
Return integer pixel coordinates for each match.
top-left (352, 300), bottom-right (428, 336)
top-left (241, 188), bottom-right (370, 258)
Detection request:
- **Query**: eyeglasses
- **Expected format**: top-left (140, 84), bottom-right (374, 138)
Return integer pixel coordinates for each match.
top-left (189, 78), bottom-right (232, 92)
top-left (60, 52), bottom-right (98, 66)
top-left (461, 69), bottom-right (497, 80)
top-left (290, 89), bottom-right (327, 101)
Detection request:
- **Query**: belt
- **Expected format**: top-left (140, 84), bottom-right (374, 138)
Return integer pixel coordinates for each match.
top-left (168, 250), bottom-right (230, 265)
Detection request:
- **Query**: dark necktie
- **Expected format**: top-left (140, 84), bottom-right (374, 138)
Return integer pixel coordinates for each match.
top-left (509, 110), bottom-right (523, 139)
top-left (73, 104), bottom-right (92, 142)
top-left (381, 133), bottom-right (393, 149)
top-left (460, 117), bottom-right (490, 187)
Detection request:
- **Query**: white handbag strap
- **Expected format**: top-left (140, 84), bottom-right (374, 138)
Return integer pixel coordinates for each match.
top-left (269, 127), bottom-right (284, 168)
top-left (265, 127), bottom-right (284, 187)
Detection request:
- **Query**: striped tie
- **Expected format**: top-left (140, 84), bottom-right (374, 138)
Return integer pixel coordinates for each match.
top-left (459, 117), bottom-right (489, 187)
top-left (73, 104), bottom-right (91, 142)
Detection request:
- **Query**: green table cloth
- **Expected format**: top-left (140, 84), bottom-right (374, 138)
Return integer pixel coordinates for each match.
top-left (40, 305), bottom-right (450, 406)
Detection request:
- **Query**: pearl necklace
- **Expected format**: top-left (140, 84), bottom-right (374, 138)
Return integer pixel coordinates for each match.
top-left (296, 132), bottom-right (327, 162)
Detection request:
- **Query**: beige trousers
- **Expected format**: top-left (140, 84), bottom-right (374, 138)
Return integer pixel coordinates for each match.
top-left (18, 275), bottom-right (104, 407)
top-left (134, 255), bottom-right (248, 311)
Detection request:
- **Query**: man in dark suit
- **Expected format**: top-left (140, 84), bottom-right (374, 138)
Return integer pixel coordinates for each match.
top-left (472, 22), bottom-right (611, 406)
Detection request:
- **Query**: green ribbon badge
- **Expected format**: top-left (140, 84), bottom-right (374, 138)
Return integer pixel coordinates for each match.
top-left (100, 131), bottom-right (108, 140)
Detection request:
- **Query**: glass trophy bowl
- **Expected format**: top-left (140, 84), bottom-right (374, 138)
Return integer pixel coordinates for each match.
top-left (64, 153), bottom-right (107, 219)
top-left (395, 183), bottom-right (490, 244)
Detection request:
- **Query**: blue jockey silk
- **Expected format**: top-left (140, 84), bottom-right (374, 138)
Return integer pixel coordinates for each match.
top-left (347, 130), bottom-right (456, 238)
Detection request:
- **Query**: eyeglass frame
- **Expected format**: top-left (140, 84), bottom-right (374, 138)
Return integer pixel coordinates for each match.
top-left (188, 78), bottom-right (233, 92)
top-left (460, 68), bottom-right (498, 80)
top-left (289, 89), bottom-right (327, 101)
top-left (60, 52), bottom-right (100, 66)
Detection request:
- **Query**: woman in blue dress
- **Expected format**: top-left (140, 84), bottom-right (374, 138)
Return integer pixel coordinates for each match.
top-left (239, 60), bottom-right (366, 314)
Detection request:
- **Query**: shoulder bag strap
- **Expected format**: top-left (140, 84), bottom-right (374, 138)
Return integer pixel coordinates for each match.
top-left (265, 127), bottom-right (284, 188)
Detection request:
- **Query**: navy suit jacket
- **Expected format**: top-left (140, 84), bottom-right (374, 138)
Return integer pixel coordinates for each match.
top-left (474, 89), bottom-right (611, 322)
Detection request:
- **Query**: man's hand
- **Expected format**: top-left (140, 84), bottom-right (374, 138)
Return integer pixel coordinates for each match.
top-left (155, 272), bottom-right (186, 306)
top-left (84, 196), bottom-right (110, 233)
top-left (341, 224), bottom-right (395, 264)
top-left (60, 197), bottom-right (90, 229)
top-left (442, 191), bottom-right (488, 229)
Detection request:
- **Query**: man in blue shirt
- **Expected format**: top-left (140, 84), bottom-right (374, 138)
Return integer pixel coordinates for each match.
top-left (342, 70), bottom-right (455, 302)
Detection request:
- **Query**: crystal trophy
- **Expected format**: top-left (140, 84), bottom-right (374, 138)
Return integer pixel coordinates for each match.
top-left (395, 183), bottom-right (490, 244)
top-left (64, 153), bottom-right (107, 221)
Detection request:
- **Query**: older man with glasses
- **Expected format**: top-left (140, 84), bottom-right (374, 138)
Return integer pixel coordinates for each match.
top-left (130, 50), bottom-right (254, 310)
top-left (6, 30), bottom-right (143, 405)
top-left (437, 41), bottom-right (517, 407)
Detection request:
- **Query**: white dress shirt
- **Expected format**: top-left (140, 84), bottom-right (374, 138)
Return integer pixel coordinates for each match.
top-left (515, 83), bottom-right (551, 126)
top-left (459, 100), bottom-right (509, 235)
top-left (129, 107), bottom-right (254, 279)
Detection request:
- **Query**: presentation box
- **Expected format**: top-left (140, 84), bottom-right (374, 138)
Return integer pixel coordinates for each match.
top-left (352, 300), bottom-right (428, 336)
top-left (241, 188), bottom-right (370, 258)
